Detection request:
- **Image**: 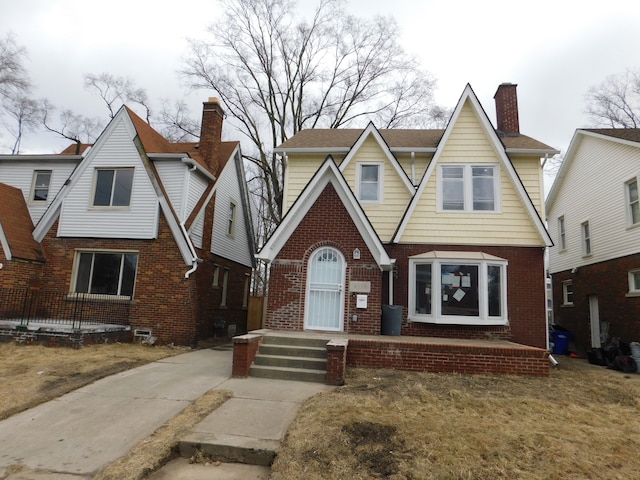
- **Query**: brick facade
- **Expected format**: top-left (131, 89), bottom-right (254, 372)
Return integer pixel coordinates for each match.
top-left (552, 252), bottom-right (640, 354)
top-left (265, 184), bottom-right (547, 349)
top-left (3, 213), bottom-right (251, 346)
top-left (265, 183), bottom-right (382, 334)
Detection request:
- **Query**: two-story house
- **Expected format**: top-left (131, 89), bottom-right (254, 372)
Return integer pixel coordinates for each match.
top-left (547, 129), bottom-right (640, 354)
top-left (257, 84), bottom-right (557, 354)
top-left (0, 99), bottom-right (256, 346)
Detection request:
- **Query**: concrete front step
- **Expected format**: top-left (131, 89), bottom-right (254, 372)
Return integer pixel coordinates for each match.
top-left (179, 432), bottom-right (278, 467)
top-left (254, 353), bottom-right (327, 370)
top-left (261, 334), bottom-right (331, 348)
top-left (249, 364), bottom-right (327, 383)
top-left (258, 343), bottom-right (327, 359)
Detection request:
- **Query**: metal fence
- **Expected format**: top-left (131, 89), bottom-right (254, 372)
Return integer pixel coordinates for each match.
top-left (0, 288), bottom-right (131, 329)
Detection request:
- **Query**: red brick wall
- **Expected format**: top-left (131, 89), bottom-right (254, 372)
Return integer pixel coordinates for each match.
top-left (31, 214), bottom-right (250, 346)
top-left (552, 253), bottom-right (640, 354)
top-left (0, 257), bottom-right (43, 289)
top-left (265, 183), bottom-right (382, 334)
top-left (387, 245), bottom-right (547, 349)
top-left (346, 338), bottom-right (549, 376)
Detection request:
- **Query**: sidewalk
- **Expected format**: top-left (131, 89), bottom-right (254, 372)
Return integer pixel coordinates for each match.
top-left (0, 346), bottom-right (333, 479)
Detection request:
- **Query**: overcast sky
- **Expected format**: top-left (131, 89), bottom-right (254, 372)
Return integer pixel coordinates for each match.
top-left (2, 0), bottom-right (639, 190)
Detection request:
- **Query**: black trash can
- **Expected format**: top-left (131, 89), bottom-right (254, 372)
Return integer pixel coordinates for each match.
top-left (381, 305), bottom-right (402, 336)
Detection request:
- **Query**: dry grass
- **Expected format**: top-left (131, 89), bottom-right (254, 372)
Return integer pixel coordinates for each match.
top-left (271, 357), bottom-right (640, 480)
top-left (0, 342), bottom-right (183, 421)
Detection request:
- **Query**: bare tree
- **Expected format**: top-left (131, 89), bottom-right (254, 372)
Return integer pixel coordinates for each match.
top-left (182, 0), bottom-right (441, 235)
top-left (585, 68), bottom-right (640, 128)
top-left (41, 100), bottom-right (103, 154)
top-left (4, 95), bottom-right (40, 154)
top-left (156, 99), bottom-right (201, 142)
top-left (84, 73), bottom-right (152, 123)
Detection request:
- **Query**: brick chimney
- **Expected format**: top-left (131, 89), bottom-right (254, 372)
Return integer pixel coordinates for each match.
top-left (493, 83), bottom-right (519, 134)
top-left (199, 98), bottom-right (224, 175)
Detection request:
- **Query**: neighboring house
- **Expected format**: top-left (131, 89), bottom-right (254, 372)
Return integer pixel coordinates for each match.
top-left (257, 83), bottom-right (557, 350)
top-left (0, 99), bottom-right (256, 346)
top-left (546, 129), bottom-right (640, 354)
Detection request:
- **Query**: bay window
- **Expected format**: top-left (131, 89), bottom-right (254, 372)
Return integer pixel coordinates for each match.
top-left (409, 251), bottom-right (508, 325)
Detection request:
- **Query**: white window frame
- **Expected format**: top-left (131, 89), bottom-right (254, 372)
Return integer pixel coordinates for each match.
top-left (227, 200), bottom-right (237, 237)
top-left (243, 273), bottom-right (250, 308)
top-left (581, 221), bottom-right (592, 256)
top-left (91, 167), bottom-right (134, 208)
top-left (220, 268), bottom-right (229, 307)
top-left (438, 164), bottom-right (500, 212)
top-left (71, 249), bottom-right (138, 299)
top-left (628, 270), bottom-right (640, 296)
top-left (562, 280), bottom-right (574, 306)
top-left (30, 170), bottom-right (52, 203)
top-left (212, 264), bottom-right (220, 288)
top-left (558, 216), bottom-right (566, 251)
top-left (408, 252), bottom-right (508, 326)
top-left (626, 178), bottom-right (640, 227)
top-left (356, 162), bottom-right (383, 203)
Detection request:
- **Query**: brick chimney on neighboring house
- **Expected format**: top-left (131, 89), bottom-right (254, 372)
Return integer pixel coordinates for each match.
top-left (199, 98), bottom-right (225, 176)
top-left (494, 83), bottom-right (519, 135)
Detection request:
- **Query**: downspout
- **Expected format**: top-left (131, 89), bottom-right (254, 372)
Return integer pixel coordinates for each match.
top-left (411, 152), bottom-right (416, 185)
top-left (388, 260), bottom-right (396, 305)
top-left (181, 221), bottom-right (200, 278)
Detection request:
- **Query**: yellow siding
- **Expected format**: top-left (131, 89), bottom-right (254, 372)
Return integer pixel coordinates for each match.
top-left (399, 101), bottom-right (545, 246)
top-left (284, 154), bottom-right (343, 213)
top-left (339, 135), bottom-right (412, 241)
top-left (511, 157), bottom-right (544, 220)
top-left (396, 152), bottom-right (432, 185)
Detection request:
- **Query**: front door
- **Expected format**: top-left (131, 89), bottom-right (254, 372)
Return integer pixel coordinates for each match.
top-left (589, 295), bottom-right (601, 348)
top-left (305, 247), bottom-right (345, 331)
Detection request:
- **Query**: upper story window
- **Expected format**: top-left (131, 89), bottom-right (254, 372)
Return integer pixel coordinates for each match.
top-left (73, 250), bottom-right (138, 298)
top-left (357, 163), bottom-right (382, 202)
top-left (581, 221), bottom-right (591, 256)
top-left (93, 168), bottom-right (134, 207)
top-left (227, 201), bottom-right (237, 236)
top-left (558, 216), bottom-right (566, 250)
top-left (31, 170), bottom-right (52, 202)
top-left (626, 178), bottom-right (639, 226)
top-left (440, 164), bottom-right (498, 212)
top-left (408, 252), bottom-right (508, 325)
top-left (562, 280), bottom-right (573, 306)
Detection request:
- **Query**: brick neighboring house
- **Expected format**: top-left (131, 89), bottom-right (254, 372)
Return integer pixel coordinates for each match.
top-left (0, 99), bottom-right (256, 346)
top-left (546, 128), bottom-right (640, 354)
top-left (258, 83), bottom-right (557, 350)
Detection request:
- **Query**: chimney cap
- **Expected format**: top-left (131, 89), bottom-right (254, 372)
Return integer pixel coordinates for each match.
top-left (494, 82), bottom-right (518, 98)
top-left (207, 97), bottom-right (220, 103)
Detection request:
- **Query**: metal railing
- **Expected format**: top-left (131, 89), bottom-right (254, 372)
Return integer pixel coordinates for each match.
top-left (0, 288), bottom-right (131, 329)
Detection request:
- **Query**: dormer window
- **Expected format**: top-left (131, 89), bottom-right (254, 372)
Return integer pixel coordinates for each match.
top-left (31, 170), bottom-right (52, 202)
top-left (92, 168), bottom-right (134, 207)
top-left (357, 163), bottom-right (382, 203)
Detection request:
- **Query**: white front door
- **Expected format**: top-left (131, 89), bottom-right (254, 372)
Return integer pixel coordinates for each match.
top-left (589, 295), bottom-right (601, 348)
top-left (305, 247), bottom-right (345, 331)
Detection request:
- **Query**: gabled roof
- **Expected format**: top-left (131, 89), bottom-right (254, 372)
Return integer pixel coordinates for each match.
top-left (338, 122), bottom-right (414, 194)
top-left (257, 157), bottom-right (393, 270)
top-left (393, 84), bottom-right (553, 246)
top-left (275, 126), bottom-right (556, 154)
top-left (0, 183), bottom-right (45, 262)
top-left (546, 128), bottom-right (640, 210)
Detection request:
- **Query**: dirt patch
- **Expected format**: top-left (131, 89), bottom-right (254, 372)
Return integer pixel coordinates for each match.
top-left (342, 422), bottom-right (402, 477)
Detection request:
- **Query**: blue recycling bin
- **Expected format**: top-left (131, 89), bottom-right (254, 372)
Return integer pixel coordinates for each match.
top-left (552, 332), bottom-right (569, 355)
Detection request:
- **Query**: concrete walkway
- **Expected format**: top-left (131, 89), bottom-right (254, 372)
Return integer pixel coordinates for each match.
top-left (0, 346), bottom-right (333, 480)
